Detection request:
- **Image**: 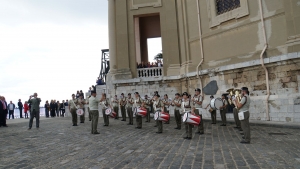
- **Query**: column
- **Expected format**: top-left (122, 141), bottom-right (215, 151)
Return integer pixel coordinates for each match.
top-left (108, 0), bottom-right (117, 73)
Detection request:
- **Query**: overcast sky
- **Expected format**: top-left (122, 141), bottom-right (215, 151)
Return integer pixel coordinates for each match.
top-left (0, 0), bottom-right (108, 104)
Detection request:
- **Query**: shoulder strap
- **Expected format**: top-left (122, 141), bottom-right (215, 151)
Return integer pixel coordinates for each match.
top-left (240, 96), bottom-right (248, 108)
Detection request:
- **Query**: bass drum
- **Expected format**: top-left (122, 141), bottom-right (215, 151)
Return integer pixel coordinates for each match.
top-left (76, 109), bottom-right (84, 116)
top-left (133, 107), bottom-right (147, 117)
top-left (210, 98), bottom-right (223, 110)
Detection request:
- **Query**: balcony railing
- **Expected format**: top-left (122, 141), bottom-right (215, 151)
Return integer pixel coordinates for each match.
top-left (137, 67), bottom-right (163, 78)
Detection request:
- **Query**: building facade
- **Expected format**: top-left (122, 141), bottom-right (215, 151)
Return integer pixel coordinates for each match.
top-left (103, 0), bottom-right (300, 122)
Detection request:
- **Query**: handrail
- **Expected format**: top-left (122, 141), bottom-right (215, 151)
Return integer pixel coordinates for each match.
top-left (137, 67), bottom-right (163, 78)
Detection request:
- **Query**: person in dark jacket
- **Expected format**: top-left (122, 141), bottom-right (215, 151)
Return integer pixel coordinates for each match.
top-left (18, 99), bottom-right (23, 118)
top-left (50, 100), bottom-right (56, 117)
top-left (45, 101), bottom-right (50, 118)
top-left (60, 100), bottom-right (65, 117)
top-left (56, 101), bottom-right (60, 117)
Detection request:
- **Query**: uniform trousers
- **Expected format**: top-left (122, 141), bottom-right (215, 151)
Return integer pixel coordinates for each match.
top-left (121, 106), bottom-right (126, 121)
top-left (220, 109), bottom-right (227, 125)
top-left (127, 107), bottom-right (133, 124)
top-left (240, 111), bottom-right (251, 142)
top-left (90, 110), bottom-right (99, 134)
top-left (70, 108), bottom-right (78, 125)
top-left (102, 109), bottom-right (109, 126)
top-left (174, 109), bottom-right (181, 128)
top-left (233, 107), bottom-right (241, 127)
top-left (185, 123), bottom-right (193, 138)
top-left (194, 109), bottom-right (204, 133)
top-left (113, 106), bottom-right (119, 119)
top-left (210, 110), bottom-right (216, 124)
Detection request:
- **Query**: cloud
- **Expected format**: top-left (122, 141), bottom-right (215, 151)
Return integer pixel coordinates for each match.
top-left (0, 0), bottom-right (109, 104)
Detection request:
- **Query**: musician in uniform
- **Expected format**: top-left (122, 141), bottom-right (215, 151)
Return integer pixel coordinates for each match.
top-left (233, 89), bottom-right (242, 130)
top-left (100, 93), bottom-right (111, 126)
top-left (192, 88), bottom-right (204, 134)
top-left (162, 94), bottom-right (170, 124)
top-left (153, 93), bottom-right (164, 133)
top-left (134, 92), bottom-right (143, 129)
top-left (87, 96), bottom-right (92, 121)
top-left (144, 95), bottom-right (151, 122)
top-left (205, 96), bottom-right (216, 124)
top-left (126, 93), bottom-right (134, 125)
top-left (235, 87), bottom-right (251, 144)
top-left (120, 93), bottom-right (127, 121)
top-left (152, 91), bottom-right (159, 127)
top-left (112, 95), bottom-right (119, 120)
top-left (171, 93), bottom-right (182, 129)
top-left (68, 94), bottom-right (78, 126)
top-left (89, 91), bottom-right (100, 134)
top-left (77, 95), bottom-right (86, 123)
top-left (182, 92), bottom-right (192, 139)
top-left (219, 94), bottom-right (228, 126)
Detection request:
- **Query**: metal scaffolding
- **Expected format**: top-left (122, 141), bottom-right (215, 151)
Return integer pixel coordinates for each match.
top-left (99, 49), bottom-right (109, 82)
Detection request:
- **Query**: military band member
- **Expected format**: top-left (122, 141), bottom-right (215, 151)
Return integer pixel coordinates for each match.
top-left (77, 95), bottom-right (86, 123)
top-left (162, 94), bottom-right (170, 124)
top-left (182, 92), bottom-right (192, 139)
top-left (152, 91), bottom-right (159, 127)
top-left (219, 94), bottom-right (228, 126)
top-left (192, 88), bottom-right (204, 134)
top-left (134, 92), bottom-right (143, 129)
top-left (126, 93), bottom-right (134, 125)
top-left (120, 93), bottom-right (127, 121)
top-left (112, 95), bottom-right (119, 120)
top-left (205, 96), bottom-right (216, 124)
top-left (69, 94), bottom-right (78, 126)
top-left (235, 87), bottom-right (251, 144)
top-left (144, 95), bottom-right (151, 122)
top-left (100, 93), bottom-right (110, 126)
top-left (171, 93), bottom-right (182, 129)
top-left (89, 91), bottom-right (100, 134)
top-left (233, 89), bottom-right (242, 130)
top-left (87, 96), bottom-right (92, 121)
top-left (153, 93), bottom-right (164, 133)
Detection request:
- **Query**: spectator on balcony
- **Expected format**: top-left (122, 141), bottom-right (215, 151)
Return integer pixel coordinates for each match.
top-left (96, 78), bottom-right (105, 85)
top-left (157, 60), bottom-right (163, 67)
top-left (92, 85), bottom-right (96, 91)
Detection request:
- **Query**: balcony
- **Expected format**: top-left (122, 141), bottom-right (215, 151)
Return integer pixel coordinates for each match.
top-left (137, 67), bottom-right (163, 78)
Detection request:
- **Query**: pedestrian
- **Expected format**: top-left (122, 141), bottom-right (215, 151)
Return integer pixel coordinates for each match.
top-left (143, 95), bottom-right (151, 122)
top-left (0, 96), bottom-right (8, 127)
top-left (18, 99), bottom-right (23, 118)
top-left (153, 93), bottom-right (164, 133)
top-left (8, 101), bottom-right (15, 119)
top-left (50, 100), bottom-right (56, 117)
top-left (205, 96), bottom-right (217, 124)
top-left (126, 93), bottom-right (134, 125)
top-left (162, 94), bottom-right (170, 124)
top-left (120, 93), bottom-right (127, 121)
top-left (61, 100), bottom-right (65, 117)
top-left (171, 93), bottom-right (182, 129)
top-left (100, 93), bottom-right (110, 126)
top-left (112, 95), bottom-right (119, 120)
top-left (24, 101), bottom-right (29, 119)
top-left (182, 92), bottom-right (192, 139)
top-left (77, 95), bottom-right (86, 123)
top-left (27, 93), bottom-right (41, 130)
top-left (134, 92), bottom-right (143, 129)
top-left (192, 88), bottom-right (204, 135)
top-left (45, 101), bottom-right (50, 118)
top-left (56, 101), bottom-right (60, 117)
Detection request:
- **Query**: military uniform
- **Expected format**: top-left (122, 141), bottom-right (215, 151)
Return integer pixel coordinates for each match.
top-left (239, 94), bottom-right (251, 143)
top-left (28, 97), bottom-right (41, 129)
top-left (89, 96), bottom-right (100, 134)
top-left (220, 99), bottom-right (228, 126)
top-left (182, 98), bottom-right (192, 138)
top-left (101, 98), bottom-right (110, 126)
top-left (192, 95), bottom-right (204, 134)
top-left (172, 98), bottom-right (182, 129)
top-left (112, 97), bottom-right (119, 119)
top-left (153, 98), bottom-right (164, 133)
top-left (120, 96), bottom-right (127, 121)
top-left (233, 95), bottom-right (242, 128)
top-left (207, 103), bottom-right (217, 124)
top-left (126, 97), bottom-right (134, 125)
top-left (69, 98), bottom-right (78, 126)
top-left (143, 98), bottom-right (151, 122)
top-left (77, 98), bottom-right (86, 123)
top-left (162, 98), bottom-right (170, 124)
top-left (134, 97), bottom-right (143, 128)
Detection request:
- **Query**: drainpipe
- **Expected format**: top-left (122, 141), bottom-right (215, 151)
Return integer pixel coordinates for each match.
top-left (258, 0), bottom-right (270, 121)
top-left (196, 0), bottom-right (204, 91)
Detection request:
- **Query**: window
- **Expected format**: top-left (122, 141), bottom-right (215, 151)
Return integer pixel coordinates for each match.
top-left (216, 0), bottom-right (241, 15)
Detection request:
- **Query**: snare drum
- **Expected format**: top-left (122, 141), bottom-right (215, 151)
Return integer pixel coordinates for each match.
top-left (133, 107), bottom-right (147, 117)
top-left (154, 111), bottom-right (170, 122)
top-left (182, 111), bottom-right (201, 125)
top-left (210, 98), bottom-right (223, 110)
top-left (105, 108), bottom-right (117, 118)
top-left (76, 109), bottom-right (84, 116)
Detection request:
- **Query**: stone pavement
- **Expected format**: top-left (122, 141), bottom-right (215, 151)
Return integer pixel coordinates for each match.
top-left (1, 117), bottom-right (300, 169)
